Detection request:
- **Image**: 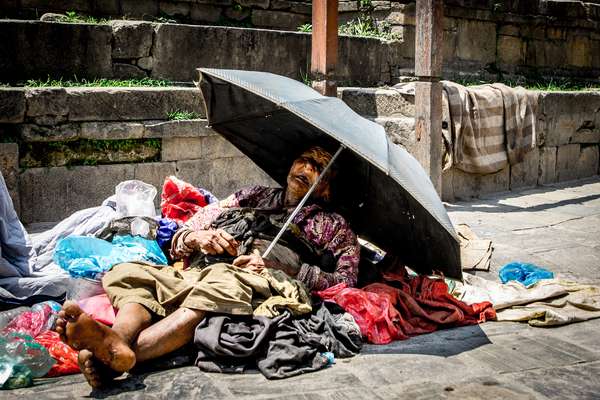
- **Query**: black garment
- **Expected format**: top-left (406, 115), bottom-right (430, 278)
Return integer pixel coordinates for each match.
top-left (193, 302), bottom-right (362, 379)
top-left (189, 208), bottom-right (336, 272)
top-left (96, 216), bottom-right (158, 241)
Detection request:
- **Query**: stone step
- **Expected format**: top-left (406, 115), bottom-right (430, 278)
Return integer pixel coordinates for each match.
top-left (0, 86), bottom-right (204, 125)
top-left (338, 87), bottom-right (415, 118)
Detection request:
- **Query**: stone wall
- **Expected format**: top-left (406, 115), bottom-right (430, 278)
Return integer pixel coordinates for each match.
top-left (1, 86), bottom-right (599, 223)
top-left (0, 87), bottom-right (275, 223)
top-left (338, 87), bottom-right (600, 201)
top-left (0, 20), bottom-right (395, 85)
top-left (2, 1), bottom-right (600, 82)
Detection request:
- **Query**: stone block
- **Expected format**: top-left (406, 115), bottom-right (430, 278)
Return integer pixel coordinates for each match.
top-left (137, 56), bottom-right (154, 71)
top-left (455, 20), bottom-right (496, 63)
top-left (94, 0), bottom-right (120, 15)
top-left (510, 147), bottom-right (540, 190)
top-left (224, 7), bottom-right (251, 20)
top-left (577, 145), bottom-right (599, 179)
top-left (144, 120), bottom-right (212, 138)
top-left (110, 21), bottom-right (154, 59)
top-left (113, 63), bottom-right (148, 79)
top-left (200, 135), bottom-right (244, 159)
top-left (538, 146), bottom-right (557, 184)
top-left (338, 87), bottom-right (415, 118)
top-left (121, 0), bottom-right (159, 18)
top-left (209, 156), bottom-right (275, 198)
top-left (451, 166), bottom-right (510, 200)
top-left (385, 10), bottom-right (415, 26)
top-left (251, 10), bottom-right (309, 30)
top-left (0, 143), bottom-right (20, 216)
top-left (25, 88), bottom-right (69, 123)
top-left (238, 0), bottom-right (270, 9)
top-left (152, 24), bottom-right (310, 81)
top-left (19, 164), bottom-right (135, 224)
top-left (80, 122), bottom-right (145, 140)
top-left (195, 0), bottom-right (231, 5)
top-left (567, 34), bottom-right (592, 68)
top-left (498, 24), bottom-right (519, 37)
top-left (290, 2), bottom-right (311, 14)
top-left (66, 87), bottom-right (204, 121)
top-left (21, 0), bottom-right (92, 12)
top-left (161, 137), bottom-right (203, 161)
top-left (556, 144), bottom-right (580, 182)
top-left (338, 1), bottom-right (358, 12)
top-left (133, 162), bottom-right (177, 207)
top-left (0, 21), bottom-right (112, 81)
top-left (19, 123), bottom-right (80, 142)
top-left (371, 1), bottom-right (391, 11)
top-left (190, 4), bottom-right (222, 22)
top-left (271, 0), bottom-right (292, 10)
top-left (547, 27), bottom-right (567, 41)
top-left (571, 128), bottom-right (600, 144)
top-left (441, 169), bottom-right (454, 202)
top-left (175, 158), bottom-right (213, 193)
top-left (540, 92), bottom-right (600, 147)
top-left (586, 3), bottom-right (600, 20)
top-left (543, 0), bottom-right (587, 19)
top-left (0, 89), bottom-right (25, 123)
top-left (543, 40), bottom-right (569, 68)
top-left (497, 35), bottom-right (524, 66)
top-left (373, 116), bottom-right (416, 152)
top-left (159, 1), bottom-right (190, 17)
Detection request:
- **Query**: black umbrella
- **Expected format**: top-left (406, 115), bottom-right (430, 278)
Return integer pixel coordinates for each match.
top-left (197, 68), bottom-right (462, 280)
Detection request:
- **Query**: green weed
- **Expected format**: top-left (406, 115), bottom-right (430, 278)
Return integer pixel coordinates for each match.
top-left (61, 11), bottom-right (109, 24)
top-left (298, 16), bottom-right (398, 40)
top-left (297, 23), bottom-right (312, 33)
top-left (167, 110), bottom-right (202, 120)
top-left (24, 77), bottom-right (173, 87)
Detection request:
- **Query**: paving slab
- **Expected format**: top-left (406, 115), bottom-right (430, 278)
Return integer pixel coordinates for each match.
top-left (11, 176), bottom-right (600, 399)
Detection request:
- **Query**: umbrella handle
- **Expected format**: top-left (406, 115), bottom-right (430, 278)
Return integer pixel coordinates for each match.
top-left (262, 145), bottom-right (345, 259)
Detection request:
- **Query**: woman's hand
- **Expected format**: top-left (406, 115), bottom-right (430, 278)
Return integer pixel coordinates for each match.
top-left (233, 249), bottom-right (265, 273)
top-left (184, 229), bottom-right (239, 256)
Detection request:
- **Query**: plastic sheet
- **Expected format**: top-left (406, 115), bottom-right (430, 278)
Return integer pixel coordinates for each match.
top-left (161, 176), bottom-right (207, 223)
top-left (35, 331), bottom-right (79, 377)
top-left (54, 234), bottom-right (168, 279)
top-left (0, 333), bottom-right (55, 389)
top-left (1, 302), bottom-right (60, 338)
top-left (78, 294), bottom-right (116, 326)
top-left (499, 262), bottom-right (554, 287)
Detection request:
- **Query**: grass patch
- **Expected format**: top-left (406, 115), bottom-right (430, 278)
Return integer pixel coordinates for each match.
top-left (60, 11), bottom-right (109, 24)
top-left (167, 110), bottom-right (202, 120)
top-left (20, 139), bottom-right (161, 168)
top-left (24, 77), bottom-right (173, 88)
top-left (298, 16), bottom-right (398, 40)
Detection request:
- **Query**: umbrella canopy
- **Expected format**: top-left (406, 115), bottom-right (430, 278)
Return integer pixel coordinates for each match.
top-left (198, 68), bottom-right (462, 280)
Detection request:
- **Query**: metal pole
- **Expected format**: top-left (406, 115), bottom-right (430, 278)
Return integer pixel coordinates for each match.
top-left (262, 145), bottom-right (344, 259)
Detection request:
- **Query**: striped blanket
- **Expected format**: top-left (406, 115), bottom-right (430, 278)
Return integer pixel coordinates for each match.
top-left (441, 81), bottom-right (538, 174)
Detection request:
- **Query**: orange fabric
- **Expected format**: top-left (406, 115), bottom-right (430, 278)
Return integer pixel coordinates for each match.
top-left (316, 270), bottom-right (495, 344)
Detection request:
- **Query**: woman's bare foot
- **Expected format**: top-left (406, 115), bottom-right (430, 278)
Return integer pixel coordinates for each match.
top-left (56, 301), bottom-right (136, 378)
top-left (78, 349), bottom-right (121, 388)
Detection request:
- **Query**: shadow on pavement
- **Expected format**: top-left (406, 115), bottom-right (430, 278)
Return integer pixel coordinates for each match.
top-left (361, 324), bottom-right (492, 357)
top-left (447, 193), bottom-right (600, 214)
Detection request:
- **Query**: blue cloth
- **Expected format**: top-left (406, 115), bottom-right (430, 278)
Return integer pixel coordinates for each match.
top-left (157, 218), bottom-right (179, 248)
top-left (499, 262), bottom-right (554, 287)
top-left (54, 235), bottom-right (168, 279)
top-left (198, 187), bottom-right (218, 205)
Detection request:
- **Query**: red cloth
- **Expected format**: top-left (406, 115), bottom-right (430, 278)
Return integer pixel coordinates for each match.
top-left (161, 176), bottom-right (207, 223)
top-left (316, 270), bottom-right (495, 345)
top-left (35, 331), bottom-right (80, 377)
top-left (78, 294), bottom-right (116, 326)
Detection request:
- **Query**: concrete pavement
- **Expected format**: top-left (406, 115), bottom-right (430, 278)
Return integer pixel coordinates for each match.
top-left (5, 177), bottom-right (600, 400)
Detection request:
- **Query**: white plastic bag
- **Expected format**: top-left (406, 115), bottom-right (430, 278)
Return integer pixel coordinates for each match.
top-left (115, 180), bottom-right (157, 217)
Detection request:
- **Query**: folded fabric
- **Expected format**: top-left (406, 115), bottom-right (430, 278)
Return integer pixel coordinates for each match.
top-left (456, 224), bottom-right (492, 271)
top-left (495, 280), bottom-right (600, 327)
top-left (316, 269), bottom-right (495, 344)
top-left (452, 273), bottom-right (568, 310)
top-left (499, 262), bottom-right (554, 287)
top-left (54, 235), bottom-right (167, 279)
top-left (194, 302), bottom-right (361, 379)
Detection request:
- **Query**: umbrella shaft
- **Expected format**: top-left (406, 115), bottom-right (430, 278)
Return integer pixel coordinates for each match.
top-left (262, 145), bottom-right (344, 259)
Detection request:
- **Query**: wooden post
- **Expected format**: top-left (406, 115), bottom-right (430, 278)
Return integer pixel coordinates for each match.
top-left (311, 0), bottom-right (338, 97)
top-left (414, 0), bottom-right (444, 194)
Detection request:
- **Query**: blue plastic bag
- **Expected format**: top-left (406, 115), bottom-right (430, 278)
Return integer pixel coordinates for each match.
top-left (157, 218), bottom-right (179, 248)
top-left (54, 235), bottom-right (168, 279)
top-left (499, 262), bottom-right (554, 287)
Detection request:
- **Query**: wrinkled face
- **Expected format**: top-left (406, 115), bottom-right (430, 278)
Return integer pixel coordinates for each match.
top-left (285, 156), bottom-right (329, 205)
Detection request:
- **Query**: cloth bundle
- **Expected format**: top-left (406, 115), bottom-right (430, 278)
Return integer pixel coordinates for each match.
top-left (194, 302), bottom-right (362, 379)
top-left (316, 269), bottom-right (495, 344)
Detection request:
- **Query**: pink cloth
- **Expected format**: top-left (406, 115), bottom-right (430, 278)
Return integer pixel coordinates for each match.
top-left (78, 294), bottom-right (116, 326)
